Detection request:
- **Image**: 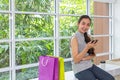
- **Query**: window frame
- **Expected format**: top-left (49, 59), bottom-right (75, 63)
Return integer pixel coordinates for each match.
top-left (0, 0), bottom-right (113, 80)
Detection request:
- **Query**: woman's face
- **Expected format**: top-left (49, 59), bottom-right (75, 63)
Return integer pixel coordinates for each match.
top-left (78, 18), bottom-right (91, 33)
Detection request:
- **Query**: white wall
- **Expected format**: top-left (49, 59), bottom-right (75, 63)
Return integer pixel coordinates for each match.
top-left (113, 0), bottom-right (120, 58)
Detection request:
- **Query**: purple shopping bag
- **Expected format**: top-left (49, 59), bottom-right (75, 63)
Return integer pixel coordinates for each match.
top-left (39, 55), bottom-right (59, 80)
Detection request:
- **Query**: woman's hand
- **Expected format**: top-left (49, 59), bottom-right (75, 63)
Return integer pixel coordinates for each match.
top-left (86, 41), bottom-right (97, 50)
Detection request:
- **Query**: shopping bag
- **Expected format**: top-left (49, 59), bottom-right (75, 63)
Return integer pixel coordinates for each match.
top-left (39, 55), bottom-right (59, 80)
top-left (59, 57), bottom-right (65, 80)
top-left (47, 56), bottom-right (65, 80)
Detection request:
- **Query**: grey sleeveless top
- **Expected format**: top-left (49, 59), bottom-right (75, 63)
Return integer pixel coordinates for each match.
top-left (70, 31), bottom-right (93, 74)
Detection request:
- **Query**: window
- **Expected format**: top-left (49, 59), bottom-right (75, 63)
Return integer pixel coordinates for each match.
top-left (92, 1), bottom-right (113, 64)
top-left (0, 0), bottom-right (113, 80)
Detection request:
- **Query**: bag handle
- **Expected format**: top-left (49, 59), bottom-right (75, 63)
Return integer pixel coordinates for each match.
top-left (41, 57), bottom-right (49, 66)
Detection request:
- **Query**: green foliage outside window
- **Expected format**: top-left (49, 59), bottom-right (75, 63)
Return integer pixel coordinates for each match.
top-left (0, 14), bottom-right (9, 39)
top-left (15, 14), bottom-right (54, 38)
top-left (16, 40), bottom-right (54, 65)
top-left (0, 0), bottom-right (9, 10)
top-left (15, 0), bottom-right (54, 12)
top-left (0, 43), bottom-right (9, 68)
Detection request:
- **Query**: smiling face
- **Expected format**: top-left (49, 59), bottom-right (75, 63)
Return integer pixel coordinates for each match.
top-left (78, 18), bottom-right (91, 34)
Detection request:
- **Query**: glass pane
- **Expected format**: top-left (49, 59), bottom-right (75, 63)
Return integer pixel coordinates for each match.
top-left (16, 40), bottom-right (54, 65)
top-left (59, 39), bottom-right (71, 58)
top-left (59, 16), bottom-right (78, 36)
top-left (0, 14), bottom-right (9, 39)
top-left (64, 61), bottom-right (72, 72)
top-left (0, 42), bottom-right (9, 68)
top-left (59, 0), bottom-right (86, 14)
top-left (93, 37), bottom-right (109, 53)
top-left (15, 14), bottom-right (54, 38)
top-left (93, 2), bottom-right (109, 16)
top-left (94, 55), bottom-right (109, 65)
top-left (16, 67), bottom-right (38, 80)
top-left (0, 71), bottom-right (9, 80)
top-left (0, 0), bottom-right (9, 10)
top-left (15, 0), bottom-right (54, 13)
top-left (91, 17), bottom-right (109, 35)
top-left (90, 0), bottom-right (94, 15)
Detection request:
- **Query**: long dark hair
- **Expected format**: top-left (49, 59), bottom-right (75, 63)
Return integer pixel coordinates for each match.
top-left (78, 15), bottom-right (95, 55)
top-left (84, 32), bottom-right (95, 55)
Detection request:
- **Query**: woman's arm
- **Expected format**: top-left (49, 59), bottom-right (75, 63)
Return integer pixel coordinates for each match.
top-left (71, 36), bottom-right (96, 64)
top-left (82, 54), bottom-right (95, 61)
top-left (71, 36), bottom-right (89, 64)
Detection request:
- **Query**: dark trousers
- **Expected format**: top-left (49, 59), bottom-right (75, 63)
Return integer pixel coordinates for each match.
top-left (75, 64), bottom-right (115, 80)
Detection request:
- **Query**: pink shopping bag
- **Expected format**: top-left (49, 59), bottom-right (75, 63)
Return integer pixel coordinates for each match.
top-left (39, 55), bottom-right (59, 80)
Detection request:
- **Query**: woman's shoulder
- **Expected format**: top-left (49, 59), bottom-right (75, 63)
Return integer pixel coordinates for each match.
top-left (71, 34), bottom-right (78, 43)
top-left (71, 32), bottom-right (78, 37)
top-left (71, 32), bottom-right (77, 39)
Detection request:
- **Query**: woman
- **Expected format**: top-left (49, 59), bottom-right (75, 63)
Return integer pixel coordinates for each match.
top-left (70, 15), bottom-right (115, 80)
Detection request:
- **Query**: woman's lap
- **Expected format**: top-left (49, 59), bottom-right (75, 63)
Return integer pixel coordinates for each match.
top-left (75, 68), bottom-right (96, 80)
top-left (75, 64), bottom-right (115, 80)
top-left (89, 64), bottom-right (115, 80)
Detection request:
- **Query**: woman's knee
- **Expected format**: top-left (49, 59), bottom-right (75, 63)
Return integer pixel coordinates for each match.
top-left (111, 76), bottom-right (115, 80)
top-left (107, 75), bottom-right (115, 80)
